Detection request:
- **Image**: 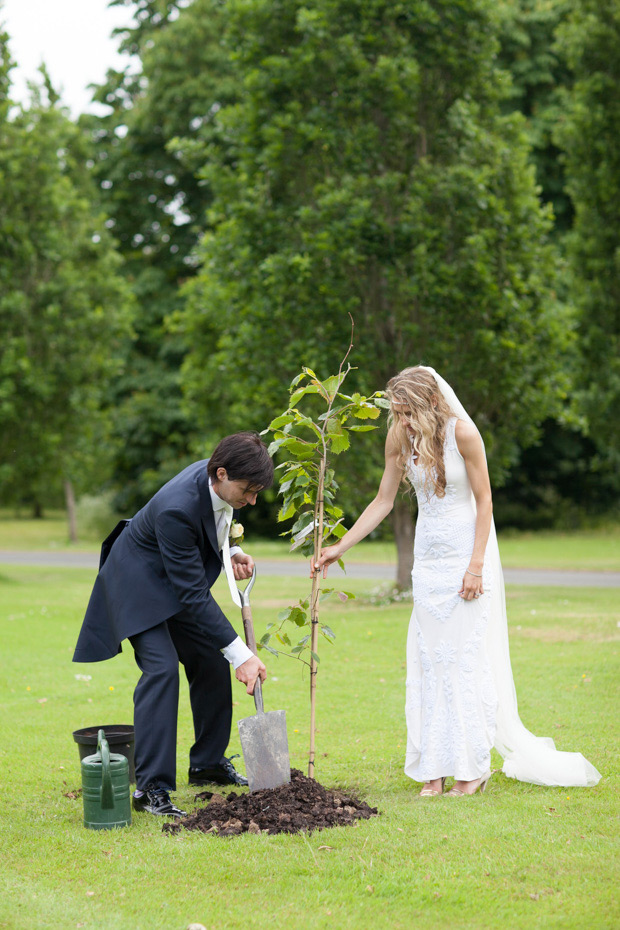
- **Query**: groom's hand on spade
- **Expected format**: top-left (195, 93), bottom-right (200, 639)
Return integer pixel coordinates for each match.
top-left (311, 544), bottom-right (342, 579)
top-left (236, 655), bottom-right (266, 695)
top-left (231, 552), bottom-right (254, 580)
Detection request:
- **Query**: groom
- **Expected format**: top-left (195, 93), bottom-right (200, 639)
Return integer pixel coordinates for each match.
top-left (73, 432), bottom-right (272, 817)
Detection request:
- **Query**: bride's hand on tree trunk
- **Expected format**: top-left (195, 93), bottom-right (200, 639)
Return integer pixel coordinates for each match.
top-left (311, 545), bottom-right (342, 578)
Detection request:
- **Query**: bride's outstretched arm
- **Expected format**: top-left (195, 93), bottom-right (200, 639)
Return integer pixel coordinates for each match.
top-left (312, 429), bottom-right (404, 578)
top-left (455, 419), bottom-right (493, 600)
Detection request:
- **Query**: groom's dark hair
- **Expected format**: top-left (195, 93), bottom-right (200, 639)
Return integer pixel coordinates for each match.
top-left (208, 432), bottom-right (274, 489)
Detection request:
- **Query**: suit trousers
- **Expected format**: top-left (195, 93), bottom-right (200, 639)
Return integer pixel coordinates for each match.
top-left (129, 611), bottom-right (232, 791)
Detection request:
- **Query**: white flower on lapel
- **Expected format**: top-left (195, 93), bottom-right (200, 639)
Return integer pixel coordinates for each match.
top-left (229, 521), bottom-right (244, 544)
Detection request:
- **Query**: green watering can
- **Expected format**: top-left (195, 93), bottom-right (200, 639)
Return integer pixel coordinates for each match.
top-left (81, 729), bottom-right (131, 830)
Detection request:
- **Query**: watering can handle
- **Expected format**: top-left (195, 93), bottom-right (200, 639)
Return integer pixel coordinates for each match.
top-left (97, 729), bottom-right (114, 810)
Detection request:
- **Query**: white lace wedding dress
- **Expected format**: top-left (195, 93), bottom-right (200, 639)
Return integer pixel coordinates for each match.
top-left (405, 417), bottom-right (497, 782)
top-left (404, 413), bottom-right (601, 787)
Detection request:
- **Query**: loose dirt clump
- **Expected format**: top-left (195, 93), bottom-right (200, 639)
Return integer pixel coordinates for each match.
top-left (163, 768), bottom-right (379, 837)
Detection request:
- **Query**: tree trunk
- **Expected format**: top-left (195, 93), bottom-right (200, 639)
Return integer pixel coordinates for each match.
top-left (64, 479), bottom-right (78, 543)
top-left (32, 500), bottom-right (43, 519)
top-left (308, 458), bottom-right (326, 780)
top-left (392, 493), bottom-right (415, 589)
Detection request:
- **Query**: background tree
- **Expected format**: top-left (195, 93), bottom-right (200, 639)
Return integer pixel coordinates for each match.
top-left (490, 0), bottom-right (620, 523)
top-left (83, 0), bottom-right (239, 512)
top-left (177, 0), bottom-right (572, 582)
top-left (554, 0), bottom-right (620, 472)
top-left (496, 0), bottom-right (573, 234)
top-left (0, 53), bottom-right (132, 526)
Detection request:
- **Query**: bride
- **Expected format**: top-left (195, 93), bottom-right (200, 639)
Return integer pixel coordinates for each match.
top-left (314, 366), bottom-right (601, 796)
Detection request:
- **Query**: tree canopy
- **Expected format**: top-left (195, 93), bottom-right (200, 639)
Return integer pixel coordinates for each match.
top-left (0, 0), bottom-right (618, 532)
top-left (0, 49), bottom-right (132, 513)
top-left (555, 0), bottom-right (620, 466)
top-left (179, 0), bottom-right (571, 485)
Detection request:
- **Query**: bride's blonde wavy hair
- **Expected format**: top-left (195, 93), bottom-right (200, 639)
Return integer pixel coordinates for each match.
top-left (386, 367), bottom-right (453, 498)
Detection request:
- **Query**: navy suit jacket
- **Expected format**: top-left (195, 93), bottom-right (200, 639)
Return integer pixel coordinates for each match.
top-left (73, 460), bottom-right (237, 662)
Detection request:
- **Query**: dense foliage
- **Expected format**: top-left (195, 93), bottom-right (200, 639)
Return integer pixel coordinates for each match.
top-left (0, 40), bottom-right (132, 514)
top-left (0, 0), bottom-right (618, 533)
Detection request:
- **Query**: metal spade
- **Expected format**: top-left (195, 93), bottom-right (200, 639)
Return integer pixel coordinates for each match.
top-left (225, 559), bottom-right (291, 792)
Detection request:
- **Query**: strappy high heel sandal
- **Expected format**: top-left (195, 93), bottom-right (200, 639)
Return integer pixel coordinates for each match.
top-left (419, 776), bottom-right (447, 798)
top-left (446, 770), bottom-right (493, 797)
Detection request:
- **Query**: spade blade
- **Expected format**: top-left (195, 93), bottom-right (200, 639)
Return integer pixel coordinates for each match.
top-left (237, 709), bottom-right (291, 793)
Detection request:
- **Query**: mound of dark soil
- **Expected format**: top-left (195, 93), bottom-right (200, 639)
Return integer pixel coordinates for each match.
top-left (163, 768), bottom-right (379, 837)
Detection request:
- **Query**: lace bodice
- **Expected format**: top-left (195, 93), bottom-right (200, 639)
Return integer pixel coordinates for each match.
top-left (408, 418), bottom-right (477, 561)
top-left (406, 418), bottom-right (485, 625)
top-left (408, 417), bottom-right (474, 521)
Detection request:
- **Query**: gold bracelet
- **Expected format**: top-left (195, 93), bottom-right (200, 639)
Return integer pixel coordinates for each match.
top-left (465, 568), bottom-right (483, 577)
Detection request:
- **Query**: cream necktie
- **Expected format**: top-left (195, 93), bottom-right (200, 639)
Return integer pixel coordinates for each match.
top-left (215, 508), bottom-right (231, 551)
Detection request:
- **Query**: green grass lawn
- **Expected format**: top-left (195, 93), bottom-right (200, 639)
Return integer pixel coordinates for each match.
top-left (0, 563), bottom-right (617, 930)
top-left (1, 510), bottom-right (619, 571)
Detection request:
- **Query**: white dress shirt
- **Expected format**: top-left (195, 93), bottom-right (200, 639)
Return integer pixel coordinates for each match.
top-left (208, 480), bottom-right (254, 669)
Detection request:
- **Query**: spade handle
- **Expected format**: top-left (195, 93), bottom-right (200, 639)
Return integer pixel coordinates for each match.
top-left (241, 602), bottom-right (264, 714)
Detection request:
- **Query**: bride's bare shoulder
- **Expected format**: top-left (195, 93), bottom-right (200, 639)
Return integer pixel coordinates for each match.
top-left (454, 418), bottom-right (477, 440)
top-left (454, 418), bottom-right (483, 457)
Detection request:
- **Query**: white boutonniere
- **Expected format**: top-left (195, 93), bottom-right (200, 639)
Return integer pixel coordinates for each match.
top-left (229, 520), bottom-right (244, 545)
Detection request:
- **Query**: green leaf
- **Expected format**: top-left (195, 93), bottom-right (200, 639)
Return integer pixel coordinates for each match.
top-left (321, 372), bottom-right (347, 400)
top-left (290, 512), bottom-right (314, 536)
top-left (337, 558), bottom-right (346, 572)
top-left (347, 424), bottom-right (378, 432)
top-left (290, 518), bottom-right (316, 549)
top-left (353, 404), bottom-right (381, 420)
top-left (277, 608), bottom-right (292, 622)
top-left (279, 477), bottom-right (295, 495)
top-left (278, 499), bottom-right (297, 522)
top-left (299, 538), bottom-right (315, 558)
top-left (268, 413), bottom-right (295, 430)
top-left (325, 505), bottom-right (344, 519)
top-left (259, 642), bottom-right (280, 657)
top-left (329, 430), bottom-right (350, 454)
top-left (309, 651), bottom-right (321, 665)
top-left (319, 587), bottom-right (334, 602)
top-left (318, 404), bottom-right (347, 421)
top-left (289, 607), bottom-right (308, 627)
top-left (337, 591), bottom-right (356, 602)
top-left (289, 371), bottom-right (308, 390)
top-left (289, 384), bottom-right (320, 406)
top-left (320, 624), bottom-right (336, 640)
top-left (293, 415), bottom-right (323, 439)
top-left (279, 436), bottom-right (318, 458)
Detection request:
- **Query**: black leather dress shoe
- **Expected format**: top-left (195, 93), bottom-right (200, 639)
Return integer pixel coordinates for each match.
top-left (132, 784), bottom-right (187, 817)
top-left (189, 756), bottom-right (248, 787)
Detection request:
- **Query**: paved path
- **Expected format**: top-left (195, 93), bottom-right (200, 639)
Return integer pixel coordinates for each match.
top-left (0, 550), bottom-right (618, 587)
